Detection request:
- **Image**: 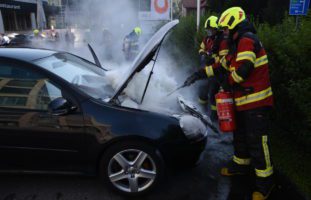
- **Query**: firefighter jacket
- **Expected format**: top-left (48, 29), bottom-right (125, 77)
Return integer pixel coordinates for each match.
top-left (199, 32), bottom-right (226, 56)
top-left (203, 28), bottom-right (273, 111)
top-left (199, 36), bottom-right (214, 55)
top-left (218, 37), bottom-right (229, 58)
top-left (199, 32), bottom-right (228, 65)
top-left (123, 31), bottom-right (140, 60)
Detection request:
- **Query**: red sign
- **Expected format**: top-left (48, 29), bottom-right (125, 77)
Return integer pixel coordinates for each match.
top-left (154, 0), bottom-right (169, 14)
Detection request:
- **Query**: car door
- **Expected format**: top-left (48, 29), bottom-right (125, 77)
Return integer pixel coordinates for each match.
top-left (0, 61), bottom-right (85, 172)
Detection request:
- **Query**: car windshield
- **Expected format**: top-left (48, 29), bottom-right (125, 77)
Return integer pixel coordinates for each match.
top-left (34, 53), bottom-right (114, 100)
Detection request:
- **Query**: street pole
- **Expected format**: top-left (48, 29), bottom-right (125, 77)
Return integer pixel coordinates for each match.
top-left (295, 15), bottom-right (300, 31)
top-left (0, 10), bottom-right (4, 33)
top-left (170, 0), bottom-right (173, 21)
top-left (196, 0), bottom-right (200, 32)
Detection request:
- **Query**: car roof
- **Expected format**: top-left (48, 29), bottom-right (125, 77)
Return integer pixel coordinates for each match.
top-left (0, 48), bottom-right (57, 62)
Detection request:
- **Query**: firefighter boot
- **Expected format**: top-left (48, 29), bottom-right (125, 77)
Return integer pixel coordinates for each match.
top-left (252, 176), bottom-right (275, 200)
top-left (220, 160), bottom-right (251, 176)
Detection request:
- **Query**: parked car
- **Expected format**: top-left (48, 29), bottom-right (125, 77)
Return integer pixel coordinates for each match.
top-left (0, 20), bottom-right (207, 195)
top-left (6, 33), bottom-right (32, 47)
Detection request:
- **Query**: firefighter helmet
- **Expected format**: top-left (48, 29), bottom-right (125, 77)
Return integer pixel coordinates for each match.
top-left (134, 27), bottom-right (142, 36)
top-left (204, 16), bottom-right (218, 29)
top-left (218, 7), bottom-right (246, 30)
top-left (33, 29), bottom-right (39, 35)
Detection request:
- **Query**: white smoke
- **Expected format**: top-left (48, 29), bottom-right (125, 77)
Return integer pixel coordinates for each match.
top-left (26, 0), bottom-right (198, 115)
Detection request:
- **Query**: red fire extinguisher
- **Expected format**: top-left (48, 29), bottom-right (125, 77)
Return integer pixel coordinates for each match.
top-left (215, 88), bottom-right (236, 132)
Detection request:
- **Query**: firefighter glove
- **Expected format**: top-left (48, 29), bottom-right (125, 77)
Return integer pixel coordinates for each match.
top-left (200, 52), bottom-right (208, 67)
top-left (184, 73), bottom-right (200, 86)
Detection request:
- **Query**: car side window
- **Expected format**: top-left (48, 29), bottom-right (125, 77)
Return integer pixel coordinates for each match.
top-left (0, 64), bottom-right (62, 110)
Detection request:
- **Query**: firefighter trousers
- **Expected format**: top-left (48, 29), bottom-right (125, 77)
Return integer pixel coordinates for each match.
top-left (233, 107), bottom-right (274, 180)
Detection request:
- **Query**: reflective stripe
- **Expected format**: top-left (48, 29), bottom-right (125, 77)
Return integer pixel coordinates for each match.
top-left (255, 55), bottom-right (268, 68)
top-left (231, 71), bottom-right (244, 83)
top-left (199, 42), bottom-right (205, 53)
top-left (229, 66), bottom-right (235, 72)
top-left (262, 135), bottom-right (271, 168)
top-left (235, 87), bottom-right (273, 106)
top-left (219, 49), bottom-right (229, 56)
top-left (236, 51), bottom-right (256, 63)
top-left (210, 104), bottom-right (217, 111)
top-left (220, 57), bottom-right (229, 70)
top-left (205, 65), bottom-right (214, 77)
top-left (216, 98), bottom-right (233, 104)
top-left (255, 166), bottom-right (273, 177)
top-left (198, 98), bottom-right (208, 104)
top-left (233, 156), bottom-right (251, 165)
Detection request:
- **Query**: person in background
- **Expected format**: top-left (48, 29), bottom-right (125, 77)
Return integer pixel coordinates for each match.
top-left (122, 27), bottom-right (142, 61)
top-left (101, 28), bottom-right (113, 60)
top-left (65, 28), bottom-right (75, 48)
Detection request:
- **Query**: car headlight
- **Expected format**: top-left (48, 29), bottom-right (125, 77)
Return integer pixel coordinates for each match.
top-left (179, 115), bottom-right (207, 140)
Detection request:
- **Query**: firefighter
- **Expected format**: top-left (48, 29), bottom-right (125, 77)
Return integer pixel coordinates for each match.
top-left (195, 15), bottom-right (230, 121)
top-left (184, 7), bottom-right (274, 200)
top-left (122, 27), bottom-right (141, 61)
top-left (102, 28), bottom-right (113, 60)
top-left (33, 29), bottom-right (40, 37)
top-left (197, 16), bottom-right (220, 121)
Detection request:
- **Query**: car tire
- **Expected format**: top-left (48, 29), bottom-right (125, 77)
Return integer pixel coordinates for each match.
top-left (99, 140), bottom-right (164, 196)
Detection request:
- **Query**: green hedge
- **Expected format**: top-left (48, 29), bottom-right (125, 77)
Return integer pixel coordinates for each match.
top-left (257, 14), bottom-right (311, 145)
top-left (257, 15), bottom-right (311, 196)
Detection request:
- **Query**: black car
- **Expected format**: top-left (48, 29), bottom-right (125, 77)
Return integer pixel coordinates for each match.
top-left (6, 34), bottom-right (32, 47)
top-left (0, 20), bottom-right (207, 195)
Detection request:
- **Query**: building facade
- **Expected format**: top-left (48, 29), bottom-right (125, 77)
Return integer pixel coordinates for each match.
top-left (0, 0), bottom-right (64, 33)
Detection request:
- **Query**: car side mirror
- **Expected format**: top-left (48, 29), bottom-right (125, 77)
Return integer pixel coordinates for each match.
top-left (48, 97), bottom-right (77, 116)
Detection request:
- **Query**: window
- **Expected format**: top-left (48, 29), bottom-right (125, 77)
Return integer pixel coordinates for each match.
top-left (34, 53), bottom-right (114, 100)
top-left (0, 64), bottom-right (62, 110)
top-left (140, 0), bottom-right (151, 11)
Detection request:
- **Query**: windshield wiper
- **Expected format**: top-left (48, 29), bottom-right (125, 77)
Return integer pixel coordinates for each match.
top-left (139, 40), bottom-right (163, 104)
top-left (88, 44), bottom-right (108, 71)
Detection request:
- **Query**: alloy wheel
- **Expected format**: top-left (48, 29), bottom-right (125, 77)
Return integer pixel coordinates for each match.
top-left (107, 149), bottom-right (157, 193)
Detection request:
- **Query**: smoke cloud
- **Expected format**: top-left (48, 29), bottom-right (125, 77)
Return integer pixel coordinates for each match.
top-left (28, 0), bottom-right (199, 115)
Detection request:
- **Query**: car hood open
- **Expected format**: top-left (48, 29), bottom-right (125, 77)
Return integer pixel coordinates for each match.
top-left (108, 20), bottom-right (179, 104)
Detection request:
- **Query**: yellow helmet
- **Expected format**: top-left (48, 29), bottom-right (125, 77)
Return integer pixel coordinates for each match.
top-left (218, 7), bottom-right (246, 30)
top-left (134, 27), bottom-right (142, 35)
top-left (33, 29), bottom-right (39, 35)
top-left (204, 16), bottom-right (218, 29)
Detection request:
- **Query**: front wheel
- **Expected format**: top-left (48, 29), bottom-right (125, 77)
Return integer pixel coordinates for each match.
top-left (100, 141), bottom-right (164, 196)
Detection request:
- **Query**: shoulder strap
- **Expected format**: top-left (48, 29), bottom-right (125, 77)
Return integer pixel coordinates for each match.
top-left (240, 32), bottom-right (262, 54)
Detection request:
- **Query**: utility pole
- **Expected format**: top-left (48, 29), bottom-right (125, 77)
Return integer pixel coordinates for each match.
top-left (170, 0), bottom-right (173, 21)
top-left (196, 0), bottom-right (200, 32)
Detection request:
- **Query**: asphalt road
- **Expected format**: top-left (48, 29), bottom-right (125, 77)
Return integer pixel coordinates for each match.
top-left (0, 130), bottom-right (307, 200)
